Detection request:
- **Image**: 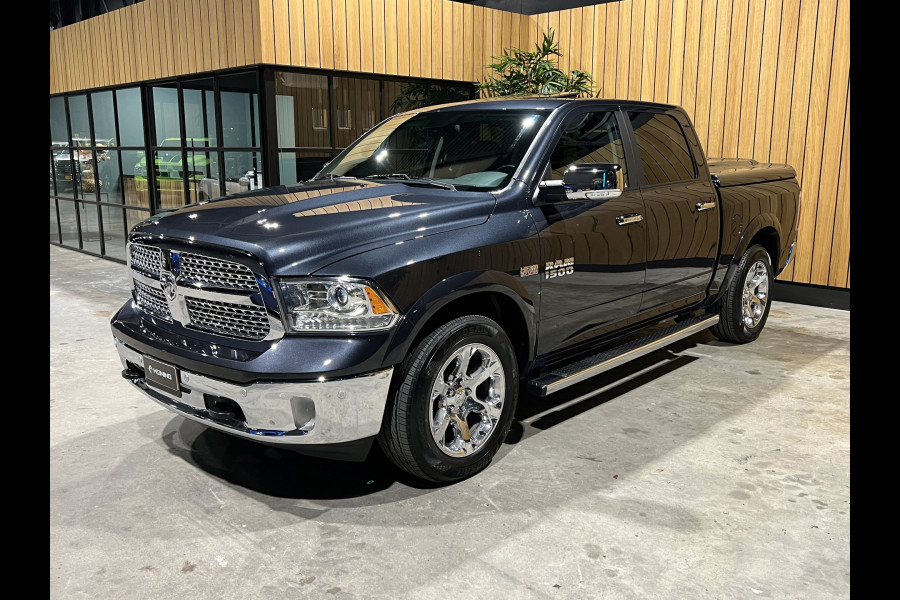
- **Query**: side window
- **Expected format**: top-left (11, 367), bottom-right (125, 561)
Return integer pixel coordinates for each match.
top-left (629, 112), bottom-right (697, 185)
top-left (547, 111), bottom-right (629, 188)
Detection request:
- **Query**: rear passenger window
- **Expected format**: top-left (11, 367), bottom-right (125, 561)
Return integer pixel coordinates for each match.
top-left (629, 112), bottom-right (697, 185)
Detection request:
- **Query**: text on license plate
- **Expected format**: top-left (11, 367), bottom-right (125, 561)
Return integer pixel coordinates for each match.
top-left (143, 356), bottom-right (180, 394)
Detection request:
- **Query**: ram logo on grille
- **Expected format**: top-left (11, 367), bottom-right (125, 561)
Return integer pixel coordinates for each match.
top-left (160, 271), bottom-right (178, 301)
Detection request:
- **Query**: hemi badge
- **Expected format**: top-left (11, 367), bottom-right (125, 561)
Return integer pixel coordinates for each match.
top-left (520, 264), bottom-right (539, 277)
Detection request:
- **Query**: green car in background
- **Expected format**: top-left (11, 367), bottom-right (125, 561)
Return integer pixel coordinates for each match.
top-left (132, 138), bottom-right (261, 204)
top-left (133, 138), bottom-right (217, 204)
top-left (133, 137), bottom-right (212, 180)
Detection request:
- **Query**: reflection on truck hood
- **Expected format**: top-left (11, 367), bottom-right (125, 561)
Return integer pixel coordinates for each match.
top-left (131, 179), bottom-right (496, 275)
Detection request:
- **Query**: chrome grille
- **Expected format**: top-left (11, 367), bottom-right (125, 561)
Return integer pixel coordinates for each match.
top-left (55, 158), bottom-right (74, 175)
top-left (179, 252), bottom-right (259, 292)
top-left (185, 297), bottom-right (270, 340)
top-left (130, 244), bottom-right (163, 278)
top-left (134, 280), bottom-right (172, 321)
top-left (128, 244), bottom-right (280, 341)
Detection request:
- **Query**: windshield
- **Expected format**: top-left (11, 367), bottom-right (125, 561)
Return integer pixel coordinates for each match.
top-left (313, 109), bottom-right (549, 191)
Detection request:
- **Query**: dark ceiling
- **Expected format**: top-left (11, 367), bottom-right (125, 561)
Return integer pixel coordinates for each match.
top-left (459, 1), bottom-right (616, 14)
top-left (50, 0), bottom-right (615, 30)
top-left (50, 0), bottom-right (142, 30)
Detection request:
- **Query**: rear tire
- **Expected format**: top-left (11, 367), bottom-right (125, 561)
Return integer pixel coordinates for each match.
top-left (711, 244), bottom-right (773, 343)
top-left (377, 315), bottom-right (519, 483)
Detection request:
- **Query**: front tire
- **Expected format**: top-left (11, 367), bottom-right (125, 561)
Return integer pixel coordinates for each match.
top-left (711, 244), bottom-right (774, 343)
top-left (378, 315), bottom-right (519, 482)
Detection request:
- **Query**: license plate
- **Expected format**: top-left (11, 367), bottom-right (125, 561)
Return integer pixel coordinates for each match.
top-left (64, 175), bottom-right (72, 180)
top-left (143, 356), bottom-right (181, 396)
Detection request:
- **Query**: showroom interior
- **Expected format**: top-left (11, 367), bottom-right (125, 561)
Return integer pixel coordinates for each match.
top-left (51, 2), bottom-right (849, 597)
top-left (50, 0), bottom-right (848, 308)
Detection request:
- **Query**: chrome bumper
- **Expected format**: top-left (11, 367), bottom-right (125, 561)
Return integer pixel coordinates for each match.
top-left (114, 337), bottom-right (393, 445)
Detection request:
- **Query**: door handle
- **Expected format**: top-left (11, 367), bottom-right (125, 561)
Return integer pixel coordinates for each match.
top-left (695, 201), bottom-right (716, 212)
top-left (616, 213), bottom-right (643, 226)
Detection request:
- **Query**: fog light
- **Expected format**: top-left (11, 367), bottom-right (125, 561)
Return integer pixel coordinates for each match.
top-left (291, 396), bottom-right (316, 430)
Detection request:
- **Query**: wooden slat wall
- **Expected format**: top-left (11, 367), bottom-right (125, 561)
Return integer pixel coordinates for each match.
top-left (526, 0), bottom-right (850, 289)
top-left (50, 1), bottom-right (528, 92)
top-left (257, 0), bottom-right (529, 83)
top-left (49, 0), bottom-right (261, 92)
top-left (49, 0), bottom-right (849, 289)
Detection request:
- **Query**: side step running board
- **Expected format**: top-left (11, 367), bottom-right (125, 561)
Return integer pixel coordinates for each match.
top-left (527, 314), bottom-right (719, 397)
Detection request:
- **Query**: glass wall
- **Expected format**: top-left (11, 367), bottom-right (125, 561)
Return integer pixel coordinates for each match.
top-left (51, 67), bottom-right (475, 262)
top-left (275, 70), bottom-right (475, 185)
top-left (332, 77), bottom-right (380, 148)
top-left (68, 95), bottom-right (90, 143)
top-left (221, 73), bottom-right (260, 148)
top-left (91, 91), bottom-right (116, 143)
top-left (49, 87), bottom-right (145, 258)
top-left (150, 82), bottom-right (186, 211)
top-left (219, 73), bottom-right (263, 195)
top-left (152, 84), bottom-right (182, 145)
top-left (383, 80), bottom-right (474, 116)
top-left (117, 87), bottom-right (145, 147)
top-left (147, 72), bottom-right (264, 209)
top-left (50, 97), bottom-right (68, 143)
top-left (183, 78), bottom-right (217, 146)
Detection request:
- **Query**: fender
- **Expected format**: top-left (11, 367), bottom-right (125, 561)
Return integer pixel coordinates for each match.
top-left (381, 269), bottom-right (538, 369)
top-left (714, 213), bottom-right (783, 294)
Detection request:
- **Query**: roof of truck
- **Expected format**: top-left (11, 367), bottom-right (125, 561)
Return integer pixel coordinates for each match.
top-left (411, 95), bottom-right (680, 113)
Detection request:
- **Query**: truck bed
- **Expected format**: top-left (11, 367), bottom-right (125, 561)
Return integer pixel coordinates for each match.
top-left (708, 158), bottom-right (797, 187)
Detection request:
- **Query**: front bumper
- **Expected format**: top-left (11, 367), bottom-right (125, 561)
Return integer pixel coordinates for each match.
top-left (114, 336), bottom-right (393, 446)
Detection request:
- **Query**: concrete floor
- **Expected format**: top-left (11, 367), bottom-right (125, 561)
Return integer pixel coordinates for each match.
top-left (50, 244), bottom-right (850, 599)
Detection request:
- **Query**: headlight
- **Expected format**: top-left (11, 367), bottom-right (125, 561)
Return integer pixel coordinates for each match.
top-left (278, 278), bottom-right (399, 332)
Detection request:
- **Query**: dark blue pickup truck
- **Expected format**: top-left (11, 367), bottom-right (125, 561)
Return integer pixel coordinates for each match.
top-left (110, 97), bottom-right (799, 482)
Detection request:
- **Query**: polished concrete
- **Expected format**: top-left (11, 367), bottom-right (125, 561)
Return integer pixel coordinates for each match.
top-left (50, 244), bottom-right (850, 599)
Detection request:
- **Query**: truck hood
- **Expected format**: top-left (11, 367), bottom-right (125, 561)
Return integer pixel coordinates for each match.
top-left (131, 179), bottom-right (496, 275)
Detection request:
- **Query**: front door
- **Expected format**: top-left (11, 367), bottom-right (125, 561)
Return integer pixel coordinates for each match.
top-left (532, 109), bottom-right (647, 356)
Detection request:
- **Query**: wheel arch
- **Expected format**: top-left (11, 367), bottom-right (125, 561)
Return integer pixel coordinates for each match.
top-left (735, 217), bottom-right (782, 269)
top-left (719, 219), bottom-right (781, 296)
top-left (384, 272), bottom-right (536, 377)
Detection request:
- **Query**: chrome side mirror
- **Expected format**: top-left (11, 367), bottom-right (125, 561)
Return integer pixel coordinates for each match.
top-left (538, 163), bottom-right (623, 202)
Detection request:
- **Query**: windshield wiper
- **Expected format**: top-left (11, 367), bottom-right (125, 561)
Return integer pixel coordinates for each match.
top-left (362, 174), bottom-right (456, 191)
top-left (311, 173), bottom-right (358, 181)
top-left (364, 173), bottom-right (412, 180)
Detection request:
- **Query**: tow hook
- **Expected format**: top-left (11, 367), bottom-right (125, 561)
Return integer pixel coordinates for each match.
top-left (121, 368), bottom-right (143, 381)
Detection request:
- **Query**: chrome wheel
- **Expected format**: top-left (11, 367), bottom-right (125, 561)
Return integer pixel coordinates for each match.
top-left (378, 315), bottom-right (519, 482)
top-left (711, 244), bottom-right (773, 344)
top-left (741, 259), bottom-right (770, 328)
top-left (428, 343), bottom-right (505, 457)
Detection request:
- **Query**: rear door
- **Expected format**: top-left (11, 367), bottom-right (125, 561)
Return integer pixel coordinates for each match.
top-left (626, 109), bottom-right (720, 314)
